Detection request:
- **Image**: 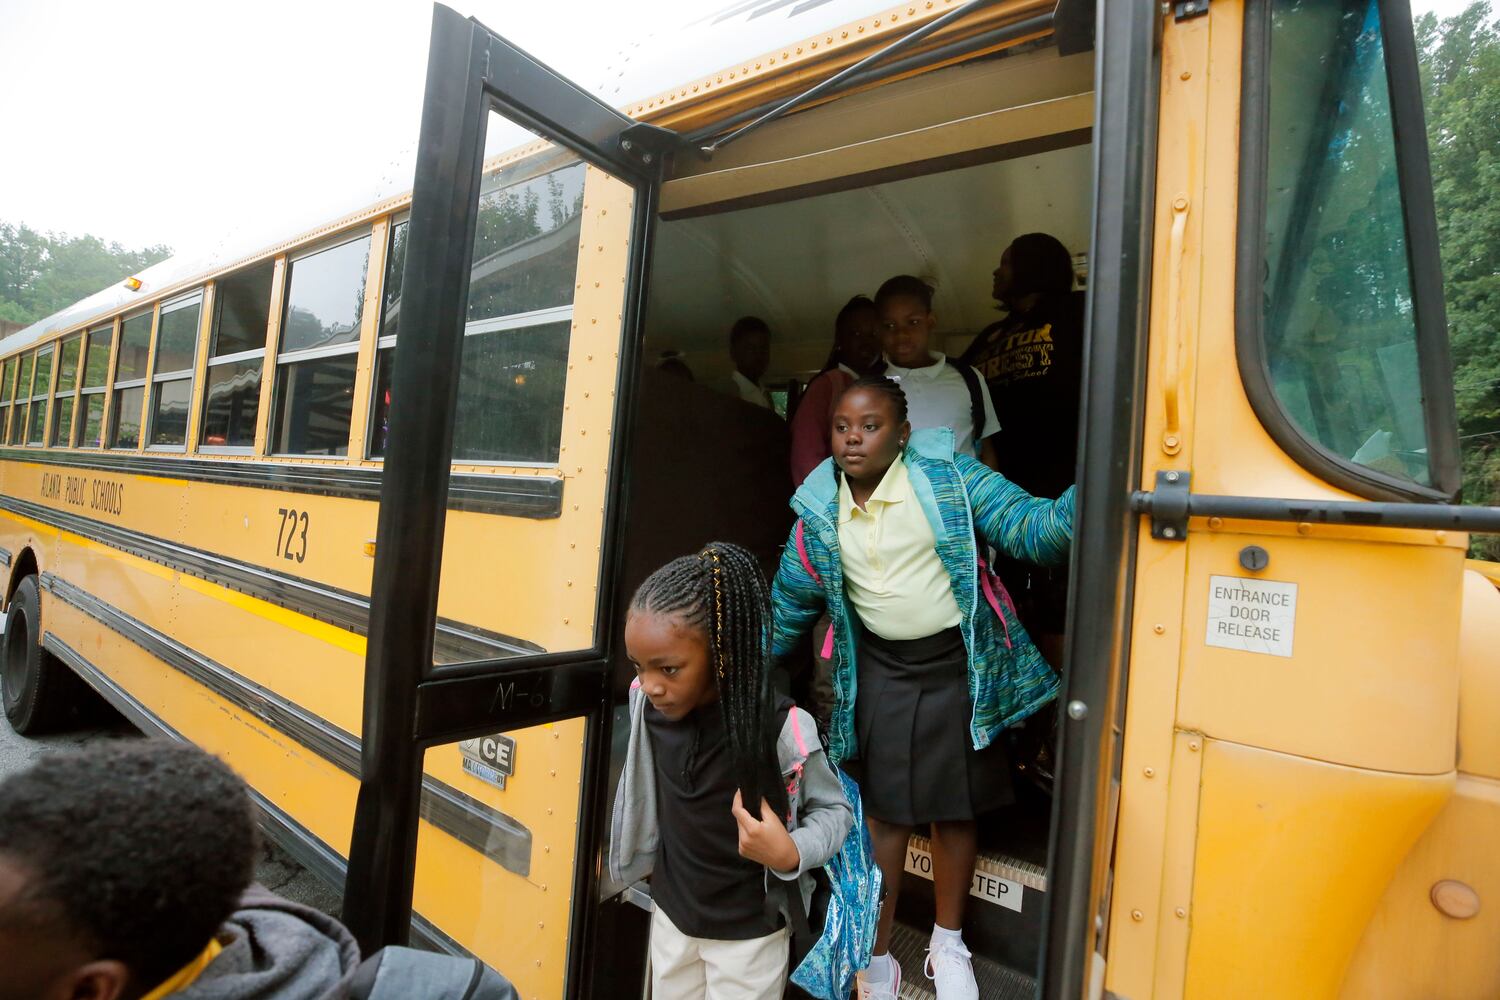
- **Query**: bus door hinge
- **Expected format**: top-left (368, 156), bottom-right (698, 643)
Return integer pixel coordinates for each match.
top-left (618, 122), bottom-right (682, 168)
top-left (1143, 470), bottom-right (1191, 541)
top-left (1173, 0), bottom-right (1209, 21)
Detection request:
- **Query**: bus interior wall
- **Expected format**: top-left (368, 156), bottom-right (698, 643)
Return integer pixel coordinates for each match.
top-left (613, 121), bottom-right (1094, 986)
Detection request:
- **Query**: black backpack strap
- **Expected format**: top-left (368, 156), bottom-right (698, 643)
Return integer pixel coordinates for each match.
top-left (948, 357), bottom-right (986, 447)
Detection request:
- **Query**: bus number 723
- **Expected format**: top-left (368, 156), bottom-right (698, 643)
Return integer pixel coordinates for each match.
top-left (275, 507), bottom-right (309, 564)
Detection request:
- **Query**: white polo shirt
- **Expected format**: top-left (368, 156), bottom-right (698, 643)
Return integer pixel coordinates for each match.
top-left (881, 352), bottom-right (1000, 458)
top-left (726, 369), bottom-right (773, 409)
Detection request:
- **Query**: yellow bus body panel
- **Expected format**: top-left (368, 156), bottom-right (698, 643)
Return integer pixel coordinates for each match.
top-left (1184, 739), bottom-right (1452, 999)
top-left (1110, 3), bottom-right (1484, 996)
top-left (1338, 774), bottom-right (1500, 999)
top-left (1455, 569), bottom-right (1500, 781)
top-left (1335, 571), bottom-right (1500, 997)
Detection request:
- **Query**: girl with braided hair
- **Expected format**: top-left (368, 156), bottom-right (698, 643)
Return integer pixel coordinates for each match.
top-left (770, 375), bottom-right (1074, 1000)
top-left (608, 541), bottom-right (853, 1000)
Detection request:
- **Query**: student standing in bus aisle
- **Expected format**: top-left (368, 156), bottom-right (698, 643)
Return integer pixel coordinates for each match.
top-left (769, 376), bottom-right (1073, 1000)
top-left (608, 542), bottom-right (853, 1000)
top-left (959, 234), bottom-right (1083, 666)
top-left (871, 275), bottom-right (1000, 467)
top-left (789, 295), bottom-right (881, 485)
top-left (722, 315), bottom-right (776, 410)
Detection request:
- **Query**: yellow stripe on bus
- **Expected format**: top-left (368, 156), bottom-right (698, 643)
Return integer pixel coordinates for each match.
top-left (2, 509), bottom-right (367, 655)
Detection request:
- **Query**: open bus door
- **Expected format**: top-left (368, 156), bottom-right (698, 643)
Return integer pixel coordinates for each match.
top-left (339, 1), bottom-right (1170, 997)
top-left (341, 5), bottom-right (671, 996)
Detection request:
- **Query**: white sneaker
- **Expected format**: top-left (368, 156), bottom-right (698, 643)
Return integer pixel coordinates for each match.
top-left (924, 937), bottom-right (979, 1000)
top-left (856, 959), bottom-right (902, 1000)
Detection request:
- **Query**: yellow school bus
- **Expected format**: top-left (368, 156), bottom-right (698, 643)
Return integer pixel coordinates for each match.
top-left (2, 0), bottom-right (1497, 997)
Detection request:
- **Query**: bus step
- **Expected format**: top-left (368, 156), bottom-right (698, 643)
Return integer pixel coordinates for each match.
top-left (898, 833), bottom-right (1047, 973)
top-left (887, 920), bottom-right (1036, 1000)
top-left (907, 833), bottom-right (1048, 892)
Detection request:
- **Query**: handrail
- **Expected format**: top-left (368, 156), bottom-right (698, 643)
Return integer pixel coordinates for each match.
top-left (1161, 193), bottom-right (1190, 454)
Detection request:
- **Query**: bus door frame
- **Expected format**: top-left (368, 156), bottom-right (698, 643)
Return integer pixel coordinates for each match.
top-left (1042, 1), bottom-right (1160, 998)
top-left (343, 4), bottom-right (669, 991)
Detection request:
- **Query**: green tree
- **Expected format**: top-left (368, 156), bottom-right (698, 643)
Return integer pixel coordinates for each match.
top-left (0, 222), bottom-right (170, 328)
top-left (1418, 2), bottom-right (1500, 556)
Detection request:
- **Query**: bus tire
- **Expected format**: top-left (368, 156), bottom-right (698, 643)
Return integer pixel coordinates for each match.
top-left (2, 575), bottom-right (80, 734)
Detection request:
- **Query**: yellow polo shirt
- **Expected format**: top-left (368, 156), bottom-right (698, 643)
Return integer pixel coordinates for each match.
top-left (838, 456), bottom-right (962, 640)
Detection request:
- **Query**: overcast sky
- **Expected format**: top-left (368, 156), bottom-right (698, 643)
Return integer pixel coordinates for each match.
top-left (0, 0), bottom-right (1481, 258)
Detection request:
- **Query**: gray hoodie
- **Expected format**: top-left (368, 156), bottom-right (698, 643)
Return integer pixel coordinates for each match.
top-left (608, 683), bottom-right (854, 916)
top-left (172, 886), bottom-right (360, 1000)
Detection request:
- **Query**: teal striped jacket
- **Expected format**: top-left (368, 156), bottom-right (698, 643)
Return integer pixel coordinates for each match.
top-left (770, 427), bottom-right (1074, 766)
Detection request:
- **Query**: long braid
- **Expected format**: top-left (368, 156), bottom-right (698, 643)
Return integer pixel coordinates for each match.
top-left (631, 541), bottom-right (774, 804)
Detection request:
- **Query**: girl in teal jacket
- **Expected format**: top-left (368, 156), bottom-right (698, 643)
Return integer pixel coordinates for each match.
top-left (770, 376), bottom-right (1073, 1000)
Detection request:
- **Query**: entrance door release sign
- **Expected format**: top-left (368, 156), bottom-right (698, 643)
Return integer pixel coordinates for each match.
top-left (1206, 574), bottom-right (1297, 658)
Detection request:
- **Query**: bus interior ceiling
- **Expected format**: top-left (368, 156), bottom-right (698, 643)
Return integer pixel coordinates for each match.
top-left (643, 143), bottom-right (1093, 383)
top-left (616, 41), bottom-right (1095, 987)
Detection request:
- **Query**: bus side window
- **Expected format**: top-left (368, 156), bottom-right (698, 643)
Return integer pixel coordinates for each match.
top-left (1253, 0), bottom-right (1431, 487)
top-left (111, 311), bottom-right (153, 449)
top-left (149, 293), bottom-right (203, 449)
top-left (202, 262), bottom-right (274, 451)
top-left (270, 234), bottom-right (371, 457)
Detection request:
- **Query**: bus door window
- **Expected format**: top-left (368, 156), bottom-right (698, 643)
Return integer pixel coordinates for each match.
top-left (367, 218), bottom-right (406, 458)
top-left (423, 111), bottom-right (629, 668)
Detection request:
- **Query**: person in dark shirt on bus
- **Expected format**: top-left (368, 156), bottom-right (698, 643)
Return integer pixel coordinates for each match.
top-left (962, 233), bottom-right (1083, 499)
top-left (960, 233), bottom-right (1083, 675)
top-left (723, 316), bottom-right (775, 410)
top-left (790, 294), bottom-right (880, 485)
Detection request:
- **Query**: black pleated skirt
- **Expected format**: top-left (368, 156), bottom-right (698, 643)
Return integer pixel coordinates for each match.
top-left (847, 626), bottom-right (1014, 825)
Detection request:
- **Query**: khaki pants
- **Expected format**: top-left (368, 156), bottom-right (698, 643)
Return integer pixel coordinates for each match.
top-left (650, 906), bottom-right (789, 1000)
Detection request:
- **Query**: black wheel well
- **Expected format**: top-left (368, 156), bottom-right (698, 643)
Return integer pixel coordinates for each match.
top-left (7, 548), bottom-right (38, 609)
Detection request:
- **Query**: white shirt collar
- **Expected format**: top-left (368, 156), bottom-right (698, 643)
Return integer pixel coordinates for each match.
top-left (731, 369), bottom-right (762, 391)
top-left (882, 352), bottom-right (946, 380)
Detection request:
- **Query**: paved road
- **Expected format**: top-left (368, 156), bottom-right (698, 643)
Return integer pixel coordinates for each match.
top-left (0, 693), bottom-right (343, 917)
